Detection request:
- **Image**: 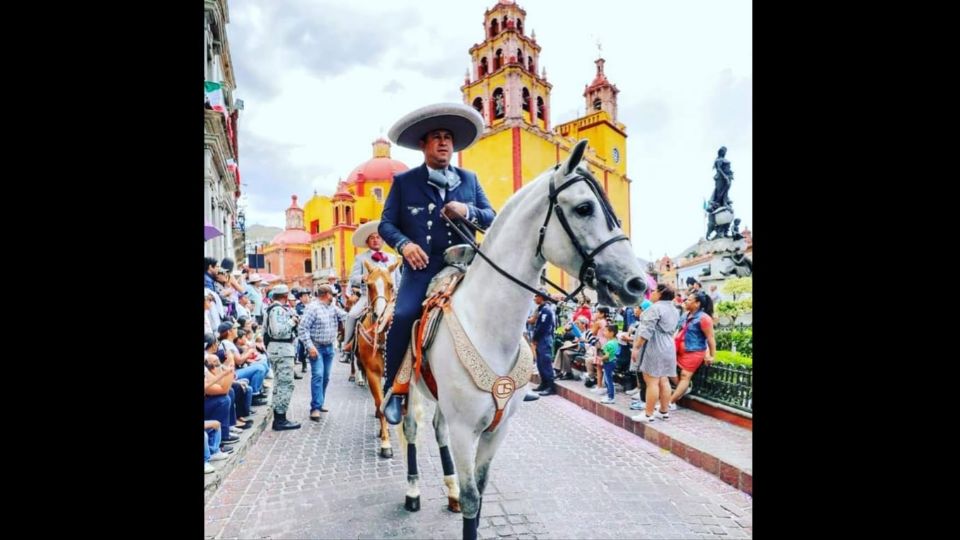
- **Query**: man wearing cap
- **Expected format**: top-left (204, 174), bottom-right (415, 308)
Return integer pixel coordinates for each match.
top-left (531, 290), bottom-right (558, 396)
top-left (341, 220), bottom-right (402, 364)
top-left (263, 284), bottom-right (302, 431)
top-left (379, 102), bottom-right (496, 424)
top-left (297, 284), bottom-right (348, 421)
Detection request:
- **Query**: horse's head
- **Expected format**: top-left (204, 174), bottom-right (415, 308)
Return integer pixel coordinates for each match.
top-left (536, 139), bottom-right (647, 307)
top-left (363, 258), bottom-right (401, 325)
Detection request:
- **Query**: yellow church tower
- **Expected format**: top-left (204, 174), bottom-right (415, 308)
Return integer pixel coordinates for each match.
top-left (461, 0), bottom-right (633, 294)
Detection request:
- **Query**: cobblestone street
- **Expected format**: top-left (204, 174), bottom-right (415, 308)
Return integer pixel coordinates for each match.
top-left (205, 357), bottom-right (752, 539)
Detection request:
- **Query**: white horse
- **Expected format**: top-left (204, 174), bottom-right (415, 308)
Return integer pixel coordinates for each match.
top-left (398, 140), bottom-right (647, 540)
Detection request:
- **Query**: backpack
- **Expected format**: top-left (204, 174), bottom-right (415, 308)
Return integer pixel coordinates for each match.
top-left (263, 303), bottom-right (284, 347)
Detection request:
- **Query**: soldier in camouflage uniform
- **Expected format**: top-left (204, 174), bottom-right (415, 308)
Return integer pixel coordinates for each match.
top-left (264, 284), bottom-right (302, 431)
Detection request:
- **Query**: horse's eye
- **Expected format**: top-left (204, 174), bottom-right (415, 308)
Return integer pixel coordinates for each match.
top-left (574, 203), bottom-right (594, 217)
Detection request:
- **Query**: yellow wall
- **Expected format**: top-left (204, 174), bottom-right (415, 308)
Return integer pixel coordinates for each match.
top-left (460, 128), bottom-right (516, 211)
top-left (303, 195), bottom-right (333, 233)
top-left (352, 179), bottom-right (393, 225)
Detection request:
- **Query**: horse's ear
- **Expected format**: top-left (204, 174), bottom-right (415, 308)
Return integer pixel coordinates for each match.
top-left (363, 259), bottom-right (374, 273)
top-left (388, 259), bottom-right (402, 273)
top-left (563, 139), bottom-right (589, 176)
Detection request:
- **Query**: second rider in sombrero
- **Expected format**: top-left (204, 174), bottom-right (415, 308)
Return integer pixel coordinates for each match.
top-left (379, 103), bottom-right (496, 424)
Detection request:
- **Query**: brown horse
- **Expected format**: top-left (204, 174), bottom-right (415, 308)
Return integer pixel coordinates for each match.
top-left (355, 259), bottom-right (401, 458)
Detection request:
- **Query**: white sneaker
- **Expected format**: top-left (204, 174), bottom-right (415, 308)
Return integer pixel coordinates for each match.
top-left (230, 427), bottom-right (243, 435)
top-left (668, 403), bottom-right (678, 411)
top-left (209, 451), bottom-right (230, 462)
top-left (653, 410), bottom-right (670, 420)
top-left (626, 388), bottom-right (640, 396)
top-left (591, 387), bottom-right (606, 394)
top-left (204, 462), bottom-right (216, 474)
top-left (631, 414), bottom-right (655, 423)
top-left (600, 397), bottom-right (615, 404)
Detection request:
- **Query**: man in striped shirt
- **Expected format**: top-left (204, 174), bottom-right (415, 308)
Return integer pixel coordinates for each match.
top-left (298, 285), bottom-right (348, 421)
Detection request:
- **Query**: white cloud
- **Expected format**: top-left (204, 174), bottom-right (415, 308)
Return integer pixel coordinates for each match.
top-left (227, 0), bottom-right (751, 259)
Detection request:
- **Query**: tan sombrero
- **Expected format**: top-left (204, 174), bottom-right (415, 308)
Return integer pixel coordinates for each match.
top-left (558, 340), bottom-right (578, 352)
top-left (352, 220), bottom-right (381, 248)
top-left (388, 103), bottom-right (484, 152)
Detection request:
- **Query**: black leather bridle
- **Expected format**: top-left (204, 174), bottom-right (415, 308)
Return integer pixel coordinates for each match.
top-left (442, 164), bottom-right (628, 304)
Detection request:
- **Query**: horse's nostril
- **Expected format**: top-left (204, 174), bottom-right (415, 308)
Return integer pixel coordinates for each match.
top-left (625, 276), bottom-right (646, 295)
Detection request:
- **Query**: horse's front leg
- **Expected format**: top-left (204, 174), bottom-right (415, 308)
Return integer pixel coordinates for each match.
top-left (447, 422), bottom-right (482, 540)
top-left (367, 348), bottom-right (391, 458)
top-left (432, 405), bottom-right (460, 512)
top-left (475, 420), bottom-right (512, 525)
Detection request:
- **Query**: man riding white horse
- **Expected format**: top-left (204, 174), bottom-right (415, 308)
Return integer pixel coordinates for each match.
top-left (379, 103), bottom-right (496, 424)
top-left (341, 220), bottom-right (402, 365)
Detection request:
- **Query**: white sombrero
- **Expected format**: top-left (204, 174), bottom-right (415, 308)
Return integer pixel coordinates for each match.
top-left (352, 220), bottom-right (382, 248)
top-left (388, 103), bottom-right (484, 152)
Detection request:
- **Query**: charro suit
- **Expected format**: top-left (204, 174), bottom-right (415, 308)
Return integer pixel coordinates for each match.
top-left (378, 164), bottom-right (496, 390)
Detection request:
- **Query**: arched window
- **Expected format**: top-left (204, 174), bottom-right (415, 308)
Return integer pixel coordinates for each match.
top-left (521, 88), bottom-right (530, 112)
top-left (528, 56), bottom-right (535, 73)
top-left (494, 49), bottom-right (503, 70)
top-left (489, 19), bottom-right (499, 37)
top-left (516, 19), bottom-right (523, 34)
top-left (345, 206), bottom-right (353, 225)
top-left (472, 97), bottom-right (485, 120)
top-left (492, 88), bottom-right (505, 119)
top-left (593, 98), bottom-right (602, 111)
top-left (479, 57), bottom-right (488, 77)
top-left (536, 96), bottom-right (545, 120)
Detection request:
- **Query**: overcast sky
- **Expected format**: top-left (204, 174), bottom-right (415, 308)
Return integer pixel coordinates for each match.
top-left (227, 0), bottom-right (751, 260)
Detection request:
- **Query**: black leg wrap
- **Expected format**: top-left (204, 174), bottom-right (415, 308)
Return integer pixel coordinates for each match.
top-left (407, 443), bottom-right (418, 476)
top-left (439, 445), bottom-right (455, 477)
top-left (462, 517), bottom-right (478, 540)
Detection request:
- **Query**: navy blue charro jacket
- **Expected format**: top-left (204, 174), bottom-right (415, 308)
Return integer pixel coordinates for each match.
top-left (378, 164), bottom-right (496, 263)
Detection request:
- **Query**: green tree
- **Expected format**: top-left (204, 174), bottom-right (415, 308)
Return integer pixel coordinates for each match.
top-left (723, 277), bottom-right (752, 301)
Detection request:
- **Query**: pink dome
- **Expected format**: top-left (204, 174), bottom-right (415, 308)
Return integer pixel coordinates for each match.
top-left (346, 157), bottom-right (409, 183)
top-left (271, 229), bottom-right (312, 245)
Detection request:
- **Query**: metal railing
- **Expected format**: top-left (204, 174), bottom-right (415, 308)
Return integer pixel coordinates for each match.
top-left (690, 362), bottom-right (752, 413)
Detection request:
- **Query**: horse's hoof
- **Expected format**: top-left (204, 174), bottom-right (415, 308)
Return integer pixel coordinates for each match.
top-left (447, 498), bottom-right (461, 513)
top-left (404, 495), bottom-right (420, 512)
top-left (380, 447), bottom-right (393, 459)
